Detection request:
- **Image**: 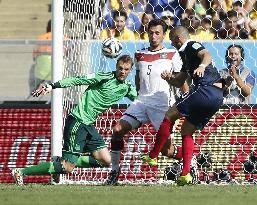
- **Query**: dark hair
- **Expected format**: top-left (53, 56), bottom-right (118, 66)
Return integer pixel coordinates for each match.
top-left (113, 10), bottom-right (128, 21)
top-left (117, 54), bottom-right (134, 67)
top-left (148, 19), bottom-right (168, 33)
top-left (226, 10), bottom-right (238, 20)
top-left (233, 1), bottom-right (243, 7)
top-left (225, 44), bottom-right (245, 65)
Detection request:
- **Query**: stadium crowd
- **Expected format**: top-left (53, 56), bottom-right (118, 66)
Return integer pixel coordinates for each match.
top-left (94, 0), bottom-right (257, 40)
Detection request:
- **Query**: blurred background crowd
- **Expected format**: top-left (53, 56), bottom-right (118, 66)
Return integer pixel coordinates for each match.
top-left (1, 0), bottom-right (257, 101)
top-left (62, 0), bottom-right (257, 41)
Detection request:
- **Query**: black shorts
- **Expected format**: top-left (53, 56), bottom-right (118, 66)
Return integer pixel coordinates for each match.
top-left (176, 85), bottom-right (223, 130)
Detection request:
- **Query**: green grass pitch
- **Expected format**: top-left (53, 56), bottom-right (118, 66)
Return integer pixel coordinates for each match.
top-left (0, 184), bottom-right (256, 205)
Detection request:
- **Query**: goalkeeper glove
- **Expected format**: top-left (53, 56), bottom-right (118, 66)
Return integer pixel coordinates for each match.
top-left (32, 83), bottom-right (53, 97)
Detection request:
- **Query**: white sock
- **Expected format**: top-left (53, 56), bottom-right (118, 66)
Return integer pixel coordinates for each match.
top-left (111, 150), bottom-right (121, 171)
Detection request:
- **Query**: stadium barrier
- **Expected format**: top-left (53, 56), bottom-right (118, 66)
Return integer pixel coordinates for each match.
top-left (1, 103), bottom-right (257, 184)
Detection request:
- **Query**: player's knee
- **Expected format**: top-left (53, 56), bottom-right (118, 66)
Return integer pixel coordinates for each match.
top-left (112, 127), bottom-right (125, 142)
top-left (101, 158), bottom-right (111, 167)
top-left (112, 120), bottom-right (132, 137)
top-left (112, 124), bottom-right (125, 136)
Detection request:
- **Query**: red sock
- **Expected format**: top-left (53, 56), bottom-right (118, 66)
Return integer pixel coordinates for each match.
top-left (173, 144), bottom-right (182, 160)
top-left (181, 135), bottom-right (194, 176)
top-left (149, 118), bottom-right (175, 159)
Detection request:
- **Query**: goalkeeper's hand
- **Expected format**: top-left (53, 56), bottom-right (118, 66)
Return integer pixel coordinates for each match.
top-left (32, 83), bottom-right (53, 97)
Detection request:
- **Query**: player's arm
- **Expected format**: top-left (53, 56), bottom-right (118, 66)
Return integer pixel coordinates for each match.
top-left (193, 49), bottom-right (212, 77)
top-left (172, 72), bottom-right (189, 93)
top-left (161, 71), bottom-right (188, 88)
top-left (230, 66), bottom-right (253, 97)
top-left (172, 51), bottom-right (189, 93)
top-left (32, 72), bottom-right (112, 97)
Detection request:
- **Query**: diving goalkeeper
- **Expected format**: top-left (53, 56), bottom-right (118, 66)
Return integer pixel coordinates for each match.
top-left (12, 54), bottom-right (137, 186)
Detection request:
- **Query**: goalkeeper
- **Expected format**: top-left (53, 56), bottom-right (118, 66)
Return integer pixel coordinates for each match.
top-left (12, 54), bottom-right (137, 186)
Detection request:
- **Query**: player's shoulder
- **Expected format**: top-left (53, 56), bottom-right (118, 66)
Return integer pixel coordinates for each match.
top-left (135, 47), bottom-right (149, 54)
top-left (164, 47), bottom-right (178, 53)
top-left (95, 71), bottom-right (115, 79)
top-left (187, 40), bottom-right (204, 50)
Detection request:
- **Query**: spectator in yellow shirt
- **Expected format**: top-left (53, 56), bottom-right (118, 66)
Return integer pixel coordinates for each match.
top-left (190, 15), bottom-right (216, 41)
top-left (135, 12), bottom-right (155, 40)
top-left (100, 10), bottom-right (136, 40)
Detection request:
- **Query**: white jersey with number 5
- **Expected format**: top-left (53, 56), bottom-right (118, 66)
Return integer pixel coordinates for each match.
top-left (135, 47), bottom-right (182, 109)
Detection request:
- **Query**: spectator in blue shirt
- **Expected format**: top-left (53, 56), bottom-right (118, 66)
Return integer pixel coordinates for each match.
top-left (101, 0), bottom-right (141, 32)
top-left (145, 0), bottom-right (188, 25)
top-left (219, 44), bottom-right (256, 104)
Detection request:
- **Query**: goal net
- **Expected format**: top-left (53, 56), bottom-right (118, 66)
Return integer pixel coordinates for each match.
top-left (58, 0), bottom-right (257, 185)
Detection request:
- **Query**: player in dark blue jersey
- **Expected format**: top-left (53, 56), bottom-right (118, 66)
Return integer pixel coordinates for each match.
top-left (141, 26), bottom-right (224, 186)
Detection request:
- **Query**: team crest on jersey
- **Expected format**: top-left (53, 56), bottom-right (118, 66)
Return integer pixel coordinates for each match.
top-left (192, 43), bottom-right (202, 50)
top-left (160, 53), bottom-right (167, 59)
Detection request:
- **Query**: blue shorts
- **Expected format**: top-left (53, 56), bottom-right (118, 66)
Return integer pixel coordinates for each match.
top-left (176, 85), bottom-right (223, 130)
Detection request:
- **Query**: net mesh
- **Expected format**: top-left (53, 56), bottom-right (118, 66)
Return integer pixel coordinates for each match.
top-left (60, 0), bottom-right (257, 185)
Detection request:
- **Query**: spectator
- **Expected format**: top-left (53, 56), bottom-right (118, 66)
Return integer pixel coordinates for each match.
top-left (232, 0), bottom-right (252, 32)
top-left (186, 0), bottom-right (207, 17)
top-left (205, 0), bottom-right (227, 30)
top-left (249, 2), bottom-right (257, 39)
top-left (226, 0), bottom-right (255, 13)
top-left (100, 10), bottom-right (136, 40)
top-left (217, 9), bottom-right (249, 39)
top-left (161, 11), bottom-right (176, 41)
top-left (101, 0), bottom-right (141, 32)
top-left (29, 20), bottom-right (52, 93)
top-left (132, 0), bottom-right (147, 14)
top-left (219, 44), bottom-right (256, 104)
top-left (182, 14), bottom-right (201, 38)
top-left (190, 15), bottom-right (216, 41)
top-left (135, 12), bottom-right (155, 40)
top-left (145, 0), bottom-right (188, 25)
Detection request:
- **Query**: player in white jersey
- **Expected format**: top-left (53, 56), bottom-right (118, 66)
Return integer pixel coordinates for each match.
top-left (106, 19), bottom-right (188, 185)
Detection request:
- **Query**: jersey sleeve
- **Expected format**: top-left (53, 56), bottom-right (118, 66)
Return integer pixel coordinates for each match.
top-left (171, 51), bottom-right (183, 73)
top-left (125, 84), bottom-right (137, 101)
top-left (190, 42), bottom-right (205, 56)
top-left (53, 72), bottom-right (113, 88)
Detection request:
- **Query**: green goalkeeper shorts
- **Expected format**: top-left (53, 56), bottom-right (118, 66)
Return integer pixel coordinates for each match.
top-left (62, 115), bottom-right (106, 164)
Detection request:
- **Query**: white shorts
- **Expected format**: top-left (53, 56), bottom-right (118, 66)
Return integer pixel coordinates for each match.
top-left (121, 100), bottom-right (169, 131)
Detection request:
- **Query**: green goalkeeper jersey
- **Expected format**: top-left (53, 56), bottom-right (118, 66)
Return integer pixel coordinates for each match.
top-left (53, 71), bottom-right (137, 125)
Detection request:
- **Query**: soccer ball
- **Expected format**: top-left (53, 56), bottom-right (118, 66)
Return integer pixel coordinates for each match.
top-left (102, 38), bottom-right (123, 58)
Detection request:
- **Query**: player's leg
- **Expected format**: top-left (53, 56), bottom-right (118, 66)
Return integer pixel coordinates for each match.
top-left (106, 119), bottom-right (136, 185)
top-left (177, 86), bottom-right (224, 186)
top-left (107, 101), bottom-right (148, 185)
top-left (12, 115), bottom-right (84, 185)
top-left (77, 124), bottom-right (111, 168)
top-left (141, 104), bottom-right (182, 166)
top-left (12, 157), bottom-right (76, 186)
top-left (176, 119), bottom-right (197, 186)
top-left (161, 137), bottom-right (182, 160)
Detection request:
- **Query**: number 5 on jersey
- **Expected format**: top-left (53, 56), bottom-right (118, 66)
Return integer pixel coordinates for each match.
top-left (147, 65), bottom-right (152, 75)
